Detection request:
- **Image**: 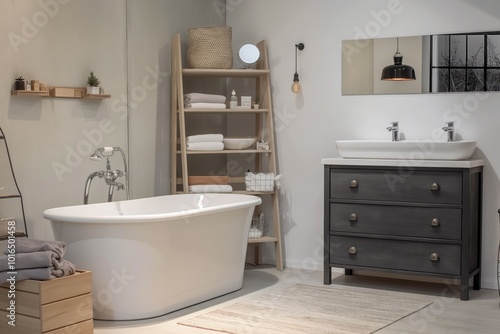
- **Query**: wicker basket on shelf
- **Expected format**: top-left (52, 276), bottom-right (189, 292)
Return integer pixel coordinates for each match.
top-left (187, 26), bottom-right (233, 69)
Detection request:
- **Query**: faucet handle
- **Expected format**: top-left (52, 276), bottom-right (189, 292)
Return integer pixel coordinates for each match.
top-left (444, 121), bottom-right (454, 127)
top-left (389, 121), bottom-right (399, 126)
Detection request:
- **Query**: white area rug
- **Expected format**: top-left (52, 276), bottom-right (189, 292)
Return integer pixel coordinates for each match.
top-left (179, 283), bottom-right (434, 334)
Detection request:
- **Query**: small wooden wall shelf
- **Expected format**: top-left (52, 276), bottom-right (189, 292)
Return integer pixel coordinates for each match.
top-left (11, 86), bottom-right (111, 99)
top-left (83, 93), bottom-right (111, 99)
top-left (11, 90), bottom-right (49, 97)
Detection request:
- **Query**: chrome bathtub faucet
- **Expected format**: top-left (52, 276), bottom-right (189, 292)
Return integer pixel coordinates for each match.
top-left (386, 121), bottom-right (399, 141)
top-left (84, 146), bottom-right (130, 204)
top-left (442, 121), bottom-right (454, 142)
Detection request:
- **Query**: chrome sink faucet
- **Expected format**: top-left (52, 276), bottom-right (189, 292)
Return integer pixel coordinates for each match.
top-left (386, 121), bottom-right (399, 141)
top-left (442, 121), bottom-right (454, 142)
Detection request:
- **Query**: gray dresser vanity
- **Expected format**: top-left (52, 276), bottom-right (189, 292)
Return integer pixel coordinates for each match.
top-left (323, 158), bottom-right (484, 300)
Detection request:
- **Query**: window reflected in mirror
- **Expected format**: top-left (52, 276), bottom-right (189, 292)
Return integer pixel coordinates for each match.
top-left (431, 32), bottom-right (500, 92)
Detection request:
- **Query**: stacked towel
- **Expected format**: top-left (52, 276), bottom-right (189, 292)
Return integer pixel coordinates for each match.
top-left (0, 238), bottom-right (76, 284)
top-left (184, 93), bottom-right (226, 109)
top-left (189, 185), bottom-right (233, 193)
top-left (184, 93), bottom-right (226, 103)
top-left (185, 102), bottom-right (227, 109)
top-left (186, 133), bottom-right (224, 151)
top-left (187, 134), bottom-right (224, 143)
top-left (186, 142), bottom-right (224, 150)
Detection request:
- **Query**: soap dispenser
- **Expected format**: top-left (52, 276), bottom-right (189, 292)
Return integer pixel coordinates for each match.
top-left (229, 89), bottom-right (238, 108)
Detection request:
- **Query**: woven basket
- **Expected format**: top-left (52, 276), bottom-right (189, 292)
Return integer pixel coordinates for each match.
top-left (187, 26), bottom-right (233, 69)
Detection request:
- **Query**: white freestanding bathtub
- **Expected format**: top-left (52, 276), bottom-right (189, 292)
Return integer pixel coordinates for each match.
top-left (43, 193), bottom-right (261, 320)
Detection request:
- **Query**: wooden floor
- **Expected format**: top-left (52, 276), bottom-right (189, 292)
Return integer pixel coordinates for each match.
top-left (94, 265), bottom-right (500, 333)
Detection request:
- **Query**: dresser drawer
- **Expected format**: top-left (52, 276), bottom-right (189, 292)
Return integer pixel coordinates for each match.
top-left (329, 169), bottom-right (462, 204)
top-left (330, 203), bottom-right (462, 240)
top-left (330, 236), bottom-right (460, 276)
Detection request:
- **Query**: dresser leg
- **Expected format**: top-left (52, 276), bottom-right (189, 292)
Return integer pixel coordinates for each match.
top-left (324, 267), bottom-right (332, 285)
top-left (473, 272), bottom-right (481, 290)
top-left (345, 268), bottom-right (353, 276)
top-left (460, 285), bottom-right (469, 301)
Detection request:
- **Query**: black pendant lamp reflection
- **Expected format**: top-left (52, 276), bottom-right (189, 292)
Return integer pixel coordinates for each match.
top-left (381, 37), bottom-right (416, 81)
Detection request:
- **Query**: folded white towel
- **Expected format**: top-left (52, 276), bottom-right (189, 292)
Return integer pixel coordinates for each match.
top-left (187, 142), bottom-right (224, 151)
top-left (184, 93), bottom-right (226, 104)
top-left (186, 134), bottom-right (223, 143)
top-left (189, 185), bottom-right (233, 193)
top-left (185, 102), bottom-right (227, 109)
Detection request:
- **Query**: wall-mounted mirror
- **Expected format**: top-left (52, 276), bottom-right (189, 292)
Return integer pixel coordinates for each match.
top-left (342, 31), bottom-right (500, 95)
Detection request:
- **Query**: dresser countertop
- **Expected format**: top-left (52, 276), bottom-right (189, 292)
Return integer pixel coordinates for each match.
top-left (321, 157), bottom-right (485, 168)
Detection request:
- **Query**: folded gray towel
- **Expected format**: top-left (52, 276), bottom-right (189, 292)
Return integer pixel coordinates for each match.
top-left (0, 267), bottom-right (53, 284)
top-left (3, 238), bottom-right (66, 259)
top-left (0, 251), bottom-right (55, 271)
top-left (0, 238), bottom-right (76, 284)
top-left (51, 259), bottom-right (76, 277)
top-left (0, 257), bottom-right (76, 284)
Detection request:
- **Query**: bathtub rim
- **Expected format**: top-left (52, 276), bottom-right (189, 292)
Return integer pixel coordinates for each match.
top-left (43, 193), bottom-right (262, 224)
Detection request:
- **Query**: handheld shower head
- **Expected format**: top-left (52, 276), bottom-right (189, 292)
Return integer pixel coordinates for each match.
top-left (89, 153), bottom-right (101, 161)
top-left (89, 147), bottom-right (116, 161)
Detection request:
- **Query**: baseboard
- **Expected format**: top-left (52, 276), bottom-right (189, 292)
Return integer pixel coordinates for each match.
top-left (262, 258), bottom-right (499, 291)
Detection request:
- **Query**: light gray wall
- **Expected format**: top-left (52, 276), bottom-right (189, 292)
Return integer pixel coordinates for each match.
top-left (0, 0), bottom-right (128, 242)
top-left (126, 0), bottom-right (225, 198)
top-left (228, 0), bottom-right (500, 289)
top-left (0, 0), bottom-right (223, 244)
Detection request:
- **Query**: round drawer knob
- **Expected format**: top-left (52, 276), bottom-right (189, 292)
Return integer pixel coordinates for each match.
top-left (349, 213), bottom-right (358, 222)
top-left (429, 253), bottom-right (440, 262)
top-left (430, 183), bottom-right (440, 191)
top-left (349, 180), bottom-right (358, 188)
top-left (431, 218), bottom-right (440, 227)
top-left (348, 246), bottom-right (357, 255)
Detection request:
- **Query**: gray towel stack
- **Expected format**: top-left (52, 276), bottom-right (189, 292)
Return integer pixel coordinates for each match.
top-left (0, 238), bottom-right (76, 284)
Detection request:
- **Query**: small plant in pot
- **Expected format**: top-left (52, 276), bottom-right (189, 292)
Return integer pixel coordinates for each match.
top-left (253, 97), bottom-right (260, 109)
top-left (87, 71), bottom-right (101, 95)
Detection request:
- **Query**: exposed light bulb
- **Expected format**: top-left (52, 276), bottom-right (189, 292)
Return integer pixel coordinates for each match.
top-left (291, 72), bottom-right (301, 94)
top-left (291, 80), bottom-right (301, 94)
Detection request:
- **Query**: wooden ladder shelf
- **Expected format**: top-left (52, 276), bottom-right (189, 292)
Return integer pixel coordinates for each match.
top-left (170, 33), bottom-right (283, 270)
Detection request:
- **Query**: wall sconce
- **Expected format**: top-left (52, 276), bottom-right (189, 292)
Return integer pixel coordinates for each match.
top-left (291, 42), bottom-right (305, 94)
top-left (381, 37), bottom-right (416, 81)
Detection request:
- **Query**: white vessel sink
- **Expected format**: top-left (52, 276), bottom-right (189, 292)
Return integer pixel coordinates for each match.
top-left (335, 139), bottom-right (477, 160)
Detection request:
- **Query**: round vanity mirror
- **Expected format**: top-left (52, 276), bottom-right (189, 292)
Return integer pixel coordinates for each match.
top-left (238, 44), bottom-right (260, 67)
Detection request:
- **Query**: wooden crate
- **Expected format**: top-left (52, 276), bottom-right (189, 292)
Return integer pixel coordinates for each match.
top-left (0, 270), bottom-right (93, 333)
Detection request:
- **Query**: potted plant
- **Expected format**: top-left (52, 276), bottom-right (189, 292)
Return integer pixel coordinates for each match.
top-left (253, 97), bottom-right (260, 109)
top-left (15, 76), bottom-right (26, 90)
top-left (87, 71), bottom-right (101, 95)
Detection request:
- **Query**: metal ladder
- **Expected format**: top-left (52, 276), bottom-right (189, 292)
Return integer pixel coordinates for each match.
top-left (0, 127), bottom-right (28, 240)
